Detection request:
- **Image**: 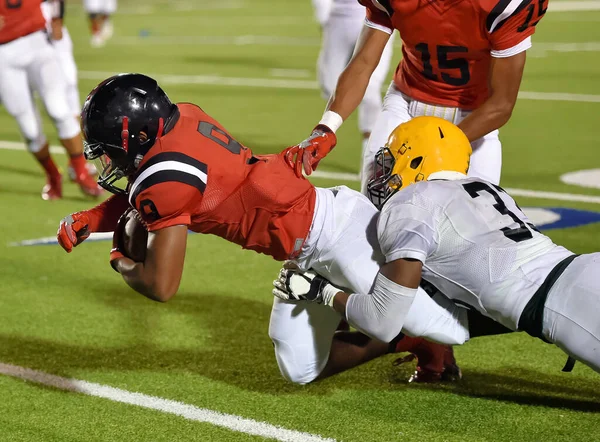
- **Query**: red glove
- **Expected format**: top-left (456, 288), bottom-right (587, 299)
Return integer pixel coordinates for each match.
top-left (57, 212), bottom-right (91, 253)
top-left (109, 209), bottom-right (131, 272)
top-left (284, 124), bottom-right (337, 177)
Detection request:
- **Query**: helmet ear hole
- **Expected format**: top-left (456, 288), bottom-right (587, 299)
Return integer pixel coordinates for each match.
top-left (410, 156), bottom-right (423, 169)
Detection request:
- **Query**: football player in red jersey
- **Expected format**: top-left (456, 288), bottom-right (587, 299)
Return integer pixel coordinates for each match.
top-left (0, 0), bottom-right (102, 199)
top-left (56, 74), bottom-right (475, 383)
top-left (290, 0), bottom-right (548, 192)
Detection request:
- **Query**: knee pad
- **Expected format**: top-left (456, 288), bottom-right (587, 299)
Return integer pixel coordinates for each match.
top-left (270, 339), bottom-right (320, 385)
top-left (55, 114), bottom-right (80, 140)
top-left (14, 110), bottom-right (46, 152)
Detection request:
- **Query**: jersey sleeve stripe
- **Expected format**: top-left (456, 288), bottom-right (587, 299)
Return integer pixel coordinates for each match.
top-left (364, 17), bottom-right (394, 34)
top-left (129, 169), bottom-right (207, 207)
top-left (486, 0), bottom-right (533, 33)
top-left (135, 151), bottom-right (207, 179)
top-left (128, 160), bottom-right (208, 205)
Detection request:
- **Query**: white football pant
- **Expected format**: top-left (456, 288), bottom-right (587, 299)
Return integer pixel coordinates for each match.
top-left (360, 83), bottom-right (502, 193)
top-left (0, 31), bottom-right (80, 152)
top-left (543, 253), bottom-right (600, 373)
top-left (84, 0), bottom-right (117, 14)
top-left (317, 13), bottom-right (394, 136)
top-left (269, 186), bottom-right (469, 384)
top-left (50, 27), bottom-right (81, 116)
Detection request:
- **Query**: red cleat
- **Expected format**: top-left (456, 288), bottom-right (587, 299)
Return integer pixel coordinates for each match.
top-left (392, 336), bottom-right (461, 383)
top-left (76, 173), bottom-right (104, 198)
top-left (41, 175), bottom-right (63, 200)
top-left (67, 162), bottom-right (98, 182)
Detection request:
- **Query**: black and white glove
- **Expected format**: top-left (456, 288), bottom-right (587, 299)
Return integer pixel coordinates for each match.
top-left (272, 267), bottom-right (341, 307)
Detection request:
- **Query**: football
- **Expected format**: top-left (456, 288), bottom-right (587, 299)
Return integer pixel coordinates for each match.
top-left (118, 209), bottom-right (149, 262)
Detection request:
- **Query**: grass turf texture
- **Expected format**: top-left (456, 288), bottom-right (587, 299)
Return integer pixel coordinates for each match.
top-left (1, 0), bottom-right (600, 440)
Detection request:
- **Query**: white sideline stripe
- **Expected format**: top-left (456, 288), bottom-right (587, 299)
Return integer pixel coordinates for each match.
top-left (112, 35), bottom-right (321, 47)
top-left (548, 0), bottom-right (600, 11)
top-left (9, 232), bottom-right (112, 247)
top-left (310, 170), bottom-right (600, 204)
top-left (517, 91), bottom-right (600, 103)
top-left (76, 71), bottom-right (600, 102)
top-left (2, 140), bottom-right (600, 204)
top-left (0, 362), bottom-right (335, 442)
top-left (534, 42), bottom-right (600, 53)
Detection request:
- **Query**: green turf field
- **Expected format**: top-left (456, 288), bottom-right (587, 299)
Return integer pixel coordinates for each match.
top-left (1, 1), bottom-right (600, 441)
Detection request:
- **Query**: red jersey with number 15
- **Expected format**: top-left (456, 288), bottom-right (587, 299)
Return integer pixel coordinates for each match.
top-left (0, 0), bottom-right (46, 44)
top-left (128, 103), bottom-right (316, 261)
top-left (361, 0), bottom-right (547, 109)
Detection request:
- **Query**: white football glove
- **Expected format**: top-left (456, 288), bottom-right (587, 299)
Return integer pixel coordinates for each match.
top-left (272, 267), bottom-right (341, 307)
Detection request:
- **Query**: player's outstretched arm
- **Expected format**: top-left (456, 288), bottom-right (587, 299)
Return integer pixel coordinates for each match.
top-left (57, 194), bottom-right (130, 253)
top-left (457, 51), bottom-right (526, 142)
top-left (288, 25), bottom-right (391, 177)
top-left (111, 225), bottom-right (188, 302)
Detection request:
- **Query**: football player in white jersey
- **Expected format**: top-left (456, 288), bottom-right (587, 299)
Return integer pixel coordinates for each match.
top-left (311, 0), bottom-right (393, 166)
top-left (276, 116), bottom-right (600, 375)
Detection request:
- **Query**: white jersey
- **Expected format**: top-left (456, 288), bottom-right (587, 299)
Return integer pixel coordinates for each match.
top-left (378, 177), bottom-right (573, 330)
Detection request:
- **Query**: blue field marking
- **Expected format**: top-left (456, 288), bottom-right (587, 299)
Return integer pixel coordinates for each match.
top-left (9, 208), bottom-right (600, 247)
top-left (536, 207), bottom-right (600, 230)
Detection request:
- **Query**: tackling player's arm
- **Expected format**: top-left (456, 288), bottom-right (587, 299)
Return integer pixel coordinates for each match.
top-left (289, 4), bottom-right (393, 176)
top-left (111, 225), bottom-right (188, 302)
top-left (274, 201), bottom-right (435, 343)
top-left (459, 0), bottom-right (547, 141)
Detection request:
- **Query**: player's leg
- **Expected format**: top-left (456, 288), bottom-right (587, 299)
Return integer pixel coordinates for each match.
top-left (85, 0), bottom-right (113, 47)
top-left (317, 14), bottom-right (354, 101)
top-left (99, 0), bottom-right (117, 42)
top-left (269, 297), bottom-right (342, 384)
top-left (0, 40), bottom-right (62, 199)
top-left (358, 34), bottom-right (394, 161)
top-left (51, 27), bottom-right (80, 117)
top-left (28, 37), bottom-right (102, 197)
top-left (542, 253), bottom-right (600, 373)
top-left (466, 130), bottom-right (502, 185)
top-left (360, 84), bottom-right (411, 194)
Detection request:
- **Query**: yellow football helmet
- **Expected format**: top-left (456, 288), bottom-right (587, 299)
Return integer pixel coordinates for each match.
top-left (367, 116), bottom-right (472, 208)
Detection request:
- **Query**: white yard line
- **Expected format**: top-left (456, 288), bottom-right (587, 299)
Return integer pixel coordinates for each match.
top-left (112, 35), bottom-right (321, 47)
top-left (310, 170), bottom-right (600, 204)
top-left (77, 71), bottom-right (600, 102)
top-left (2, 140), bottom-right (600, 204)
top-left (0, 362), bottom-right (334, 442)
top-left (548, 0), bottom-right (600, 11)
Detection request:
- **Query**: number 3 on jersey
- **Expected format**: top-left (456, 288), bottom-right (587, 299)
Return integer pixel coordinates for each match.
top-left (415, 44), bottom-right (470, 86)
top-left (463, 181), bottom-right (539, 243)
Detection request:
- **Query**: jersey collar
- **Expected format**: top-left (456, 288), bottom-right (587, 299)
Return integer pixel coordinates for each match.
top-left (428, 171), bottom-right (467, 181)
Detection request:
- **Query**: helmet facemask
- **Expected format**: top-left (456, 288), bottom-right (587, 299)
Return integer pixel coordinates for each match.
top-left (83, 118), bottom-right (147, 195)
top-left (367, 147), bottom-right (403, 209)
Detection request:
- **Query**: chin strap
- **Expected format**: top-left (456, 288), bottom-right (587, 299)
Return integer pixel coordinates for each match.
top-left (157, 117), bottom-right (164, 138)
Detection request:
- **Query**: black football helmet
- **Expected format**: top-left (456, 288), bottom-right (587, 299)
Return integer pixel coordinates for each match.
top-left (81, 73), bottom-right (178, 194)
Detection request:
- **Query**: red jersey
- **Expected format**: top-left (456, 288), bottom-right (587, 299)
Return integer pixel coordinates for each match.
top-left (128, 103), bottom-right (316, 261)
top-left (0, 0), bottom-right (46, 44)
top-left (361, 0), bottom-right (547, 109)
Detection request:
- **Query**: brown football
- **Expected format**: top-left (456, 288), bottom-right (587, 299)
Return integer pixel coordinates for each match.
top-left (120, 209), bottom-right (149, 262)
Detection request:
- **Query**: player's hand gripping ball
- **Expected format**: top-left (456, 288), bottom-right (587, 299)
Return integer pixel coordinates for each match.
top-left (114, 209), bottom-right (149, 262)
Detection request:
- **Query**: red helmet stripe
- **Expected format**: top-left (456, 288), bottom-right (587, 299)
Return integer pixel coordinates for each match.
top-left (121, 117), bottom-right (129, 152)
